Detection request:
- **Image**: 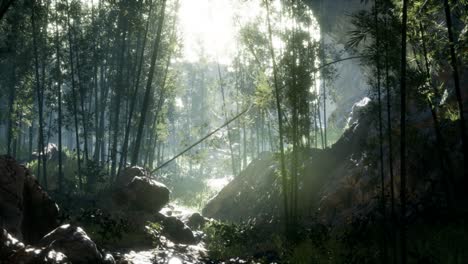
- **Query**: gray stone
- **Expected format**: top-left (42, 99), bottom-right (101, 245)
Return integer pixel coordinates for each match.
top-left (38, 224), bottom-right (104, 264)
top-left (162, 216), bottom-right (196, 245)
top-left (1, 228), bottom-right (69, 264)
top-left (186, 213), bottom-right (206, 230)
top-left (126, 176), bottom-right (170, 212)
top-left (115, 166), bottom-right (148, 188)
top-left (0, 155), bottom-right (59, 244)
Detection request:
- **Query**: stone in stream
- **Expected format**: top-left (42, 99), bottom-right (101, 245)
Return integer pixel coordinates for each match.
top-left (161, 216), bottom-right (197, 245)
top-left (112, 167), bottom-right (170, 213)
top-left (186, 213), bottom-right (207, 230)
top-left (151, 212), bottom-right (197, 245)
top-left (126, 176), bottom-right (170, 212)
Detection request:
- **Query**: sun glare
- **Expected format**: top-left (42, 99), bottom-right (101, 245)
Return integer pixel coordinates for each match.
top-left (82, 0), bottom-right (99, 7)
top-left (178, 0), bottom-right (239, 64)
top-left (178, 0), bottom-right (320, 66)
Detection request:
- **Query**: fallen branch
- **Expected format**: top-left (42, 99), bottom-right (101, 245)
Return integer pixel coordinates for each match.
top-left (151, 105), bottom-right (252, 173)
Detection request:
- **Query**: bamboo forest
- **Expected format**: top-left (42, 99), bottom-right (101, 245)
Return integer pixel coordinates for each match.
top-left (0, 0), bottom-right (467, 263)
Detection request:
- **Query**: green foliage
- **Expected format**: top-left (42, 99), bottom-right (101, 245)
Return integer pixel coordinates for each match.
top-left (27, 150), bottom-right (77, 191)
top-left (82, 159), bottom-right (109, 192)
top-left (167, 175), bottom-right (217, 211)
top-left (201, 210), bottom-right (468, 264)
top-left (253, 71), bottom-right (273, 110)
top-left (64, 207), bottom-right (160, 249)
top-left (409, 220), bottom-right (468, 263)
top-left (203, 220), bottom-right (260, 261)
top-left (26, 147), bottom-right (109, 193)
top-left (145, 221), bottom-right (163, 248)
top-left (202, 219), bottom-right (380, 263)
top-left (74, 208), bottom-right (129, 245)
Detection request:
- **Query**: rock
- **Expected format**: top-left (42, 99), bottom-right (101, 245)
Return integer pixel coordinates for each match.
top-left (126, 176), bottom-right (170, 212)
top-left (1, 228), bottom-right (69, 264)
top-left (202, 153), bottom-right (280, 222)
top-left (0, 155), bottom-right (59, 244)
top-left (162, 216), bottom-right (196, 245)
top-left (345, 97), bottom-right (371, 128)
top-left (1, 228), bottom-right (25, 261)
top-left (186, 213), bottom-right (206, 230)
top-left (9, 246), bottom-right (70, 264)
top-left (201, 98), bottom-right (376, 223)
top-left (115, 166), bottom-right (148, 187)
top-left (31, 143), bottom-right (65, 163)
top-left (37, 224), bottom-right (105, 264)
top-left (0, 156), bottom-right (26, 239)
top-left (103, 252), bottom-right (116, 264)
top-left (22, 173), bottom-right (60, 244)
top-left (111, 169), bottom-right (169, 213)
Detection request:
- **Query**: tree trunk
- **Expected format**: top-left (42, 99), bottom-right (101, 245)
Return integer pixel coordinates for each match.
top-left (7, 66), bottom-right (16, 156)
top-left (320, 38), bottom-right (327, 148)
top-left (374, 2), bottom-right (388, 262)
top-left (131, 0), bottom-right (168, 166)
top-left (217, 63), bottom-right (237, 176)
top-left (316, 100), bottom-right (324, 149)
top-left (384, 17), bottom-right (397, 264)
top-left (399, 0), bottom-right (408, 263)
top-left (66, 0), bottom-right (83, 190)
top-left (31, 3), bottom-right (48, 189)
top-left (118, 0), bottom-right (154, 174)
top-left (264, 0), bottom-right (289, 230)
top-left (91, 2), bottom-right (99, 164)
top-left (29, 124), bottom-right (33, 161)
top-left (443, 0), bottom-right (467, 185)
top-left (55, 2), bottom-right (63, 192)
top-left (416, 22), bottom-right (455, 205)
top-left (110, 6), bottom-right (129, 179)
top-left (74, 37), bottom-right (89, 164)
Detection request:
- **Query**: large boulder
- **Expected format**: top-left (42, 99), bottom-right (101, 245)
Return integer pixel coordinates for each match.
top-left (152, 213), bottom-right (196, 245)
top-left (8, 247), bottom-right (70, 264)
top-left (202, 152), bottom-right (280, 222)
top-left (110, 167), bottom-right (169, 213)
top-left (1, 228), bottom-right (25, 261)
top-left (1, 228), bottom-right (69, 264)
top-left (22, 173), bottom-right (61, 244)
top-left (125, 176), bottom-right (170, 212)
top-left (37, 224), bottom-right (111, 264)
top-left (201, 99), bottom-right (376, 224)
top-left (186, 213), bottom-right (207, 230)
top-left (115, 166), bottom-right (148, 188)
top-left (202, 96), bottom-right (466, 226)
top-left (0, 155), bottom-right (59, 244)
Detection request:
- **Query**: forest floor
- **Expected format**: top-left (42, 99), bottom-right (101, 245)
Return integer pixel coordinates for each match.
top-left (108, 203), bottom-right (259, 264)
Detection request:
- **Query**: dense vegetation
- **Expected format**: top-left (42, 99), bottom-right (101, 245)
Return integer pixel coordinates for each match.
top-left (0, 0), bottom-right (467, 263)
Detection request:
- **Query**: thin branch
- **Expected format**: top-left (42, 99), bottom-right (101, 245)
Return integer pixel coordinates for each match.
top-left (314, 55), bottom-right (370, 72)
top-left (151, 105), bottom-right (252, 173)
